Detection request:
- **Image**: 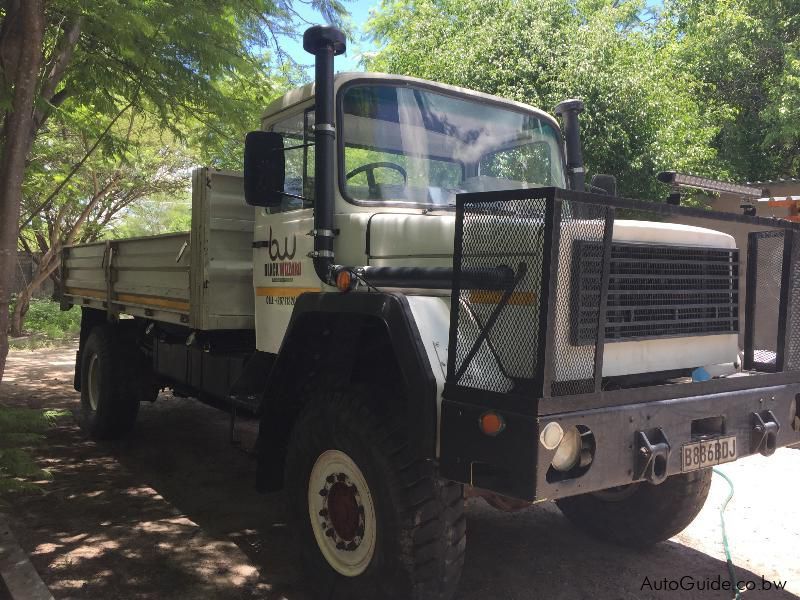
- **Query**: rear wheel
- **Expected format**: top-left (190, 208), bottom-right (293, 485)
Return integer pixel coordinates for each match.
top-left (80, 326), bottom-right (140, 439)
top-left (285, 391), bottom-right (466, 600)
top-left (555, 469), bottom-right (713, 548)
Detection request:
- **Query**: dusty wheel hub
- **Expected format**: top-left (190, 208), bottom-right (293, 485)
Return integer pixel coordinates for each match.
top-left (325, 476), bottom-right (364, 546)
top-left (308, 450), bottom-right (376, 576)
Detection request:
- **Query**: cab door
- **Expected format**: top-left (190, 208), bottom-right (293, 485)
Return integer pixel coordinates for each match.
top-left (253, 108), bottom-right (320, 353)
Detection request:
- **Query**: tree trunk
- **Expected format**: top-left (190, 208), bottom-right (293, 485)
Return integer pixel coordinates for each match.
top-left (9, 288), bottom-right (30, 337)
top-left (0, 1), bottom-right (45, 382)
top-left (10, 251), bottom-right (59, 337)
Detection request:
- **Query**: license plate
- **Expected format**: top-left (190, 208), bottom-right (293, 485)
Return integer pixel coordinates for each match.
top-left (681, 435), bottom-right (738, 472)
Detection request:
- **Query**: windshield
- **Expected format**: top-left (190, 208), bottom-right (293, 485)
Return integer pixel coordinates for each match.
top-left (340, 83), bottom-right (565, 206)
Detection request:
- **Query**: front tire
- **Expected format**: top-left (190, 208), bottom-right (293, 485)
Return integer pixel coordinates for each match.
top-left (555, 469), bottom-right (713, 548)
top-left (80, 325), bottom-right (140, 439)
top-left (285, 391), bottom-right (466, 600)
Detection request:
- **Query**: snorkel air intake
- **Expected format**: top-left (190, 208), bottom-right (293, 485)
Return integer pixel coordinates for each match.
top-left (554, 99), bottom-right (586, 192)
top-left (303, 25), bottom-right (346, 283)
top-left (301, 26), bottom-right (514, 294)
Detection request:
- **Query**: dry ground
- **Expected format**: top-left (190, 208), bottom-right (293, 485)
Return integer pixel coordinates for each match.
top-left (1, 345), bottom-right (798, 599)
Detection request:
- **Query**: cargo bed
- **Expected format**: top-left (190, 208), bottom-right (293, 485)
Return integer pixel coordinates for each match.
top-left (62, 168), bottom-right (254, 330)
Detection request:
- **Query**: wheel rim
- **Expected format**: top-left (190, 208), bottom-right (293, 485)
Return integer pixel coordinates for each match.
top-left (87, 353), bottom-right (100, 412)
top-left (308, 449), bottom-right (376, 577)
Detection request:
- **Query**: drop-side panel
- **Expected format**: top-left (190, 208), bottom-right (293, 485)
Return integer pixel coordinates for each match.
top-left (190, 168), bottom-right (255, 330)
top-left (62, 232), bottom-right (191, 325)
top-left (62, 242), bottom-right (107, 311)
top-left (63, 168), bottom-right (255, 330)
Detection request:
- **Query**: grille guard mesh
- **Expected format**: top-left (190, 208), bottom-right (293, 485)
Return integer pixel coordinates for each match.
top-left (446, 187), bottom-right (800, 401)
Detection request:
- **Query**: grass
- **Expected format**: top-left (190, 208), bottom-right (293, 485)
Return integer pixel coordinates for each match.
top-left (0, 408), bottom-right (68, 502)
top-left (9, 297), bottom-right (81, 350)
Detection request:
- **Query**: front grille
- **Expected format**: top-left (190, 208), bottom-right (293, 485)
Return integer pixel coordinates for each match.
top-left (572, 242), bottom-right (739, 344)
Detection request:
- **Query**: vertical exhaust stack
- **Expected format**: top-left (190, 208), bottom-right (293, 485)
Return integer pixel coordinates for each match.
top-left (303, 25), bottom-right (346, 283)
top-left (554, 99), bottom-right (586, 192)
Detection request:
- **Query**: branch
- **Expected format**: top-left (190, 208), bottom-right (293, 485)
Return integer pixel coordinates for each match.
top-left (64, 173), bottom-right (120, 245)
top-left (32, 87), bottom-right (71, 133)
top-left (17, 235), bottom-right (35, 259)
top-left (19, 100), bottom-right (134, 229)
top-left (32, 16), bottom-right (83, 135)
top-left (38, 16), bottom-right (83, 102)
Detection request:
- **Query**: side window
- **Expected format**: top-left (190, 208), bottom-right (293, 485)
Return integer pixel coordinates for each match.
top-left (270, 109), bottom-right (315, 211)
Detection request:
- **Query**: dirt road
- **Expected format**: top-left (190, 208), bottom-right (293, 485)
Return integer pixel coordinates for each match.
top-left (1, 346), bottom-right (798, 599)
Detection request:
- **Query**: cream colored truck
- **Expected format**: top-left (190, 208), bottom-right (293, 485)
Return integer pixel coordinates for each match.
top-left (62, 25), bottom-right (800, 600)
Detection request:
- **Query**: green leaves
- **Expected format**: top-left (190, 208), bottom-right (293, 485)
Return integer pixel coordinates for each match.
top-left (367, 0), bottom-right (798, 196)
top-left (13, 0), bottom-right (323, 321)
top-left (662, 0), bottom-right (800, 180)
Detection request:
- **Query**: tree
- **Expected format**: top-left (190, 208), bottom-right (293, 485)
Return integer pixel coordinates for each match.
top-left (366, 0), bottom-right (721, 199)
top-left (0, 0), bottom-right (345, 382)
top-left (0, 1), bottom-right (44, 381)
top-left (661, 0), bottom-right (800, 180)
top-left (109, 198), bottom-right (192, 239)
top-left (12, 112), bottom-right (193, 336)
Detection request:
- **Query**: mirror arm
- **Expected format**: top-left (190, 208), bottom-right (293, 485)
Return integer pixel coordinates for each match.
top-left (280, 142), bottom-right (315, 152)
top-left (275, 190), bottom-right (307, 201)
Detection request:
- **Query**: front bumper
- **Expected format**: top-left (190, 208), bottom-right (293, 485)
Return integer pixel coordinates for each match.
top-left (440, 383), bottom-right (800, 502)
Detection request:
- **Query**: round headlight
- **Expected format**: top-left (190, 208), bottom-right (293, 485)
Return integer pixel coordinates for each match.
top-left (551, 426), bottom-right (582, 472)
top-left (540, 422), bottom-right (564, 450)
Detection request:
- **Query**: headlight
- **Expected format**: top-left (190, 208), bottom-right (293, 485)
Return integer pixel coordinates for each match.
top-left (551, 426), bottom-right (582, 472)
top-left (539, 422), bottom-right (564, 450)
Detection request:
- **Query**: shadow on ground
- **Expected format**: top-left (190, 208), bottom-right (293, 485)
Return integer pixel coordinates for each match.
top-left (3, 347), bottom-right (798, 599)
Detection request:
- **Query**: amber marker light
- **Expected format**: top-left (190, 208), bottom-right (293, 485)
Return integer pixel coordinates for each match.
top-left (479, 411), bottom-right (505, 436)
top-left (335, 268), bottom-right (355, 292)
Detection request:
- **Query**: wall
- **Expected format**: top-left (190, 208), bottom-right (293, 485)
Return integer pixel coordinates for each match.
top-left (13, 253), bottom-right (55, 298)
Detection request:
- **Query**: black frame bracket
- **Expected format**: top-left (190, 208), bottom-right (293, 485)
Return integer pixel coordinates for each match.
top-left (634, 429), bottom-right (671, 485)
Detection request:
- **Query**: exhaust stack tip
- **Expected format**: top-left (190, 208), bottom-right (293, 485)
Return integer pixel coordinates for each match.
top-left (303, 25), bottom-right (347, 56)
top-left (554, 98), bottom-right (585, 117)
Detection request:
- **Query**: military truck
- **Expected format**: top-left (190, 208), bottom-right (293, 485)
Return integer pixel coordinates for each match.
top-left (61, 25), bottom-right (800, 600)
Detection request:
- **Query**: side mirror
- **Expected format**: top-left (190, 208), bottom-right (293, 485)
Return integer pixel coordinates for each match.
top-left (590, 173), bottom-right (617, 196)
top-left (244, 131), bottom-right (285, 207)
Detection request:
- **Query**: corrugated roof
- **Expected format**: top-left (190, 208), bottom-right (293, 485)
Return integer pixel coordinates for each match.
top-left (745, 178), bottom-right (800, 186)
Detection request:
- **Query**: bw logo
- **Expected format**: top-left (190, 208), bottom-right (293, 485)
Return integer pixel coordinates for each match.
top-left (268, 227), bottom-right (297, 261)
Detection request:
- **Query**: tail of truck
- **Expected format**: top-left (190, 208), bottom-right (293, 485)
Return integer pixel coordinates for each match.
top-left (62, 168), bottom-right (254, 329)
top-left (62, 168), bottom-right (266, 429)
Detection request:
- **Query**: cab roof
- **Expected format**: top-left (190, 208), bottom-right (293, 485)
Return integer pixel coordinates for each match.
top-left (260, 71), bottom-right (560, 131)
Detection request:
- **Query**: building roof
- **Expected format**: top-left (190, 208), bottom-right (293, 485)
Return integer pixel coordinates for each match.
top-left (746, 177), bottom-right (800, 186)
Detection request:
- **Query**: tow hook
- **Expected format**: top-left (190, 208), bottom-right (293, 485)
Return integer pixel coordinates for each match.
top-left (634, 429), bottom-right (671, 485)
top-left (750, 411), bottom-right (780, 456)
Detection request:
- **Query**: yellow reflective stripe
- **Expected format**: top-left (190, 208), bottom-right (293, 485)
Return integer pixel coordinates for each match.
top-left (256, 286), bottom-right (319, 298)
top-left (64, 287), bottom-right (104, 300)
top-left (115, 293), bottom-right (190, 312)
top-left (65, 287), bottom-right (190, 312)
top-left (469, 290), bottom-right (537, 306)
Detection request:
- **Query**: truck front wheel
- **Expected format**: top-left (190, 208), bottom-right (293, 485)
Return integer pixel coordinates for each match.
top-left (79, 326), bottom-right (139, 439)
top-left (555, 468), bottom-right (713, 548)
top-left (285, 391), bottom-right (466, 600)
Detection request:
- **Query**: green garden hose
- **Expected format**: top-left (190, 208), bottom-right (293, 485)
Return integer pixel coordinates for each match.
top-left (713, 467), bottom-right (741, 600)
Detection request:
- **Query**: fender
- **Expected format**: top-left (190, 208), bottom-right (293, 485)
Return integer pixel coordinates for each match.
top-left (255, 291), bottom-right (441, 490)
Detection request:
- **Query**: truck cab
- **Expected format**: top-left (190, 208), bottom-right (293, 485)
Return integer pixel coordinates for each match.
top-left (255, 71), bottom-right (738, 379)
